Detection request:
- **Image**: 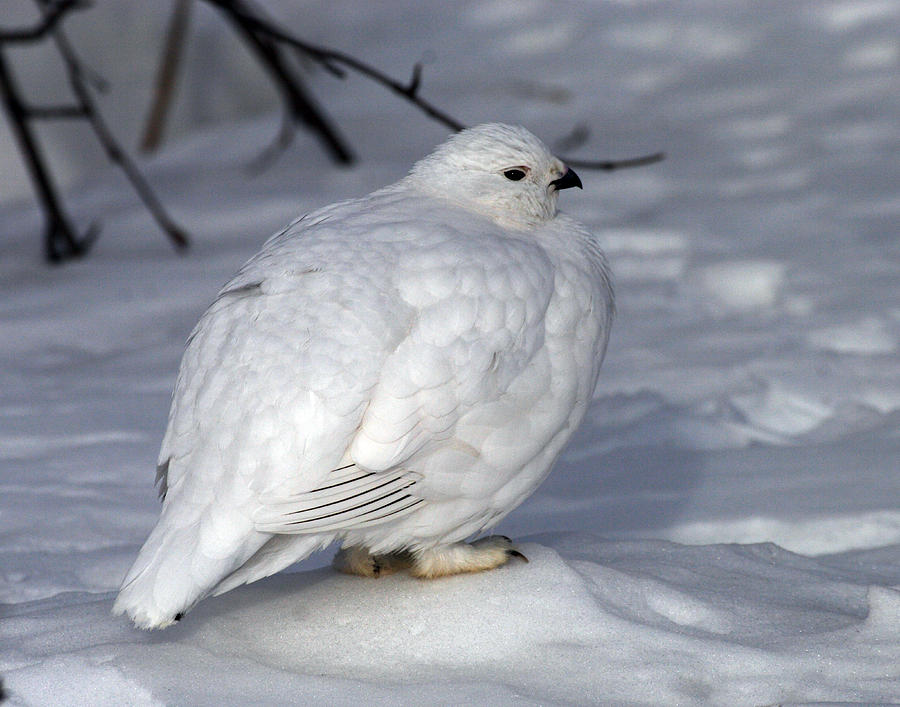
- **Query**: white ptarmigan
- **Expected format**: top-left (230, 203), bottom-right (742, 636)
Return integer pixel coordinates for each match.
top-left (114, 123), bottom-right (614, 629)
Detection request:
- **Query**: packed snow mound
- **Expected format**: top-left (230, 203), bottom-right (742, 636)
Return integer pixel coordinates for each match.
top-left (4, 537), bottom-right (899, 705)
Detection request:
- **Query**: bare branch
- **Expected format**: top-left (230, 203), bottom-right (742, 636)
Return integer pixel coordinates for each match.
top-left (140, 0), bottom-right (192, 153)
top-left (246, 106), bottom-right (297, 174)
top-left (208, 4), bottom-right (662, 170)
top-left (0, 48), bottom-right (94, 261)
top-left (554, 124), bottom-right (591, 154)
top-left (0, 0), bottom-right (85, 43)
top-left (209, 0), bottom-right (354, 164)
top-left (565, 152), bottom-right (666, 171)
top-left (407, 62), bottom-right (422, 96)
top-left (23, 104), bottom-right (87, 119)
top-left (51, 25), bottom-right (190, 250)
top-left (217, 3), bottom-right (466, 132)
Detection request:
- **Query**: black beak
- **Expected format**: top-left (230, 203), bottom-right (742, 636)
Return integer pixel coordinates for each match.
top-left (550, 167), bottom-right (583, 191)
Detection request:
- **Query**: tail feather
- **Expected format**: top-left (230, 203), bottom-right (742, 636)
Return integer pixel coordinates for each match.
top-left (113, 507), bottom-right (266, 630)
top-left (210, 533), bottom-right (335, 597)
top-left (113, 506), bottom-right (335, 629)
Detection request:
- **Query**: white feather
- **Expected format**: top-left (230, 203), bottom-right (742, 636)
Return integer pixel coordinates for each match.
top-left (114, 123), bottom-right (613, 629)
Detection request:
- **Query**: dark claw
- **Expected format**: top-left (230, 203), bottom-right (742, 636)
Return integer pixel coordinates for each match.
top-left (500, 535), bottom-right (512, 542)
top-left (508, 550), bottom-right (529, 563)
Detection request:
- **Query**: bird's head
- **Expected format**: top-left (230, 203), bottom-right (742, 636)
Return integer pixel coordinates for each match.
top-left (407, 123), bottom-right (582, 229)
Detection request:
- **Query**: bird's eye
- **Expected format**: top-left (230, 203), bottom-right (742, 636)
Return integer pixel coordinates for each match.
top-left (503, 168), bottom-right (528, 181)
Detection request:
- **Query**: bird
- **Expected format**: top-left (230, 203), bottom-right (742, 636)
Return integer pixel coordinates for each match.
top-left (113, 123), bottom-right (614, 629)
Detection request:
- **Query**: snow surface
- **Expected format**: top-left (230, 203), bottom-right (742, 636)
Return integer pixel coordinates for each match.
top-left (2, 1), bottom-right (900, 704)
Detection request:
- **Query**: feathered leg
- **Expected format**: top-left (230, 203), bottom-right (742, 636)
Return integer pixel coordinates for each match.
top-left (410, 536), bottom-right (528, 578)
top-left (333, 546), bottom-right (414, 577)
top-left (336, 536), bottom-right (527, 579)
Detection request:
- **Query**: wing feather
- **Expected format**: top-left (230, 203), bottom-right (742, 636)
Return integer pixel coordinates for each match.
top-left (156, 196), bottom-right (560, 545)
top-left (253, 464), bottom-right (422, 533)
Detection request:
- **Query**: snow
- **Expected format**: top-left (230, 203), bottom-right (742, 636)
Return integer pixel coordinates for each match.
top-left (2, 0), bottom-right (900, 704)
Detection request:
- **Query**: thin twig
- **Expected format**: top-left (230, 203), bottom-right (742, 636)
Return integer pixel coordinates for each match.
top-left (140, 0), bottom-right (192, 153)
top-left (554, 124), bottom-right (591, 153)
top-left (219, 4), bottom-right (466, 132)
top-left (212, 4), bottom-right (663, 170)
top-left (0, 0), bottom-right (85, 42)
top-left (23, 104), bottom-right (87, 119)
top-left (565, 152), bottom-right (666, 171)
top-left (0, 46), bottom-right (92, 260)
top-left (560, 152), bottom-right (666, 172)
top-left (51, 23), bottom-right (189, 250)
top-left (246, 105), bottom-right (297, 173)
top-left (209, 0), bottom-right (354, 164)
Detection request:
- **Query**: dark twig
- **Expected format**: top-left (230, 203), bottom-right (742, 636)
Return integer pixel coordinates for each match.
top-left (0, 0), bottom-right (84, 42)
top-left (170, 0), bottom-right (662, 171)
top-left (246, 105), bottom-right (297, 174)
top-left (212, 2), bottom-right (466, 132)
top-left (565, 151), bottom-right (666, 171)
top-left (554, 126), bottom-right (665, 171)
top-left (144, 0), bottom-right (659, 172)
top-left (554, 123), bottom-right (591, 154)
top-left (0, 45), bottom-right (93, 260)
top-left (0, 0), bottom-right (189, 260)
top-left (203, 2), bottom-right (661, 170)
top-left (50, 21), bottom-right (189, 251)
top-left (140, 0), bottom-right (192, 153)
top-left (207, 0), bottom-right (354, 164)
top-left (24, 104), bottom-right (87, 119)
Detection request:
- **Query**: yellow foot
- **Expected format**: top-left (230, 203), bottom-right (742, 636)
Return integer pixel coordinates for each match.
top-left (410, 536), bottom-right (528, 579)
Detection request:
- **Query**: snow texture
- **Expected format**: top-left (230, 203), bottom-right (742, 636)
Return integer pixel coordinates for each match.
top-left (2, 0), bottom-right (899, 704)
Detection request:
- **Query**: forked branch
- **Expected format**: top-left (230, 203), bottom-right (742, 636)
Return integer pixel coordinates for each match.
top-left (0, 0), bottom-right (84, 42)
top-left (210, 1), bottom-right (660, 170)
top-left (0, 0), bottom-right (189, 261)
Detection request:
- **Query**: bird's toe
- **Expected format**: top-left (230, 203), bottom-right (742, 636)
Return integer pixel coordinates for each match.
top-left (473, 534), bottom-right (528, 563)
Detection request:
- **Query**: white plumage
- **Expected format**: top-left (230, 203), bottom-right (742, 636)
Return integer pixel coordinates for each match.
top-left (114, 123), bottom-right (614, 629)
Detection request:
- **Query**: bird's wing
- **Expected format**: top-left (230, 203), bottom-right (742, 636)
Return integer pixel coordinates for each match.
top-left (348, 223), bottom-right (558, 475)
top-left (155, 206), bottom-right (417, 514)
top-left (248, 226), bottom-right (556, 533)
top-left (159, 201), bottom-right (556, 536)
top-left (253, 463), bottom-right (423, 533)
